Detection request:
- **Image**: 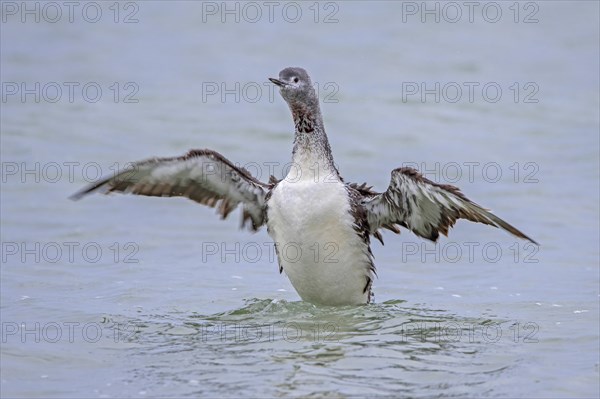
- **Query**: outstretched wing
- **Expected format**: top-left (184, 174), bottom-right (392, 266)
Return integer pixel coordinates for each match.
top-left (70, 149), bottom-right (269, 230)
top-left (361, 167), bottom-right (538, 244)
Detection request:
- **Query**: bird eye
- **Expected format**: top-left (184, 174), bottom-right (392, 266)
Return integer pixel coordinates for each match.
top-left (293, 77), bottom-right (299, 83)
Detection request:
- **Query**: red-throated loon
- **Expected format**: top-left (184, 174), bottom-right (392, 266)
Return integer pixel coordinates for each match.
top-left (71, 67), bottom-right (538, 306)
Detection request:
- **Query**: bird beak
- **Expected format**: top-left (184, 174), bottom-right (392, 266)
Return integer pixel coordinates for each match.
top-left (269, 77), bottom-right (287, 87)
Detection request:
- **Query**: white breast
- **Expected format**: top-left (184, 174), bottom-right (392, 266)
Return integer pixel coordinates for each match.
top-left (266, 176), bottom-right (373, 305)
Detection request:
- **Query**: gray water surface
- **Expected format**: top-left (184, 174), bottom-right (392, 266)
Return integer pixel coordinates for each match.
top-left (1, 1), bottom-right (599, 398)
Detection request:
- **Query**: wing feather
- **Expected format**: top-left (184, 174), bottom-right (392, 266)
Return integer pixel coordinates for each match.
top-left (70, 149), bottom-right (269, 230)
top-left (361, 167), bottom-right (538, 244)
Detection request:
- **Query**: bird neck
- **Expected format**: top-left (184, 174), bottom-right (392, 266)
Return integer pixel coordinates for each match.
top-left (288, 101), bottom-right (340, 182)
